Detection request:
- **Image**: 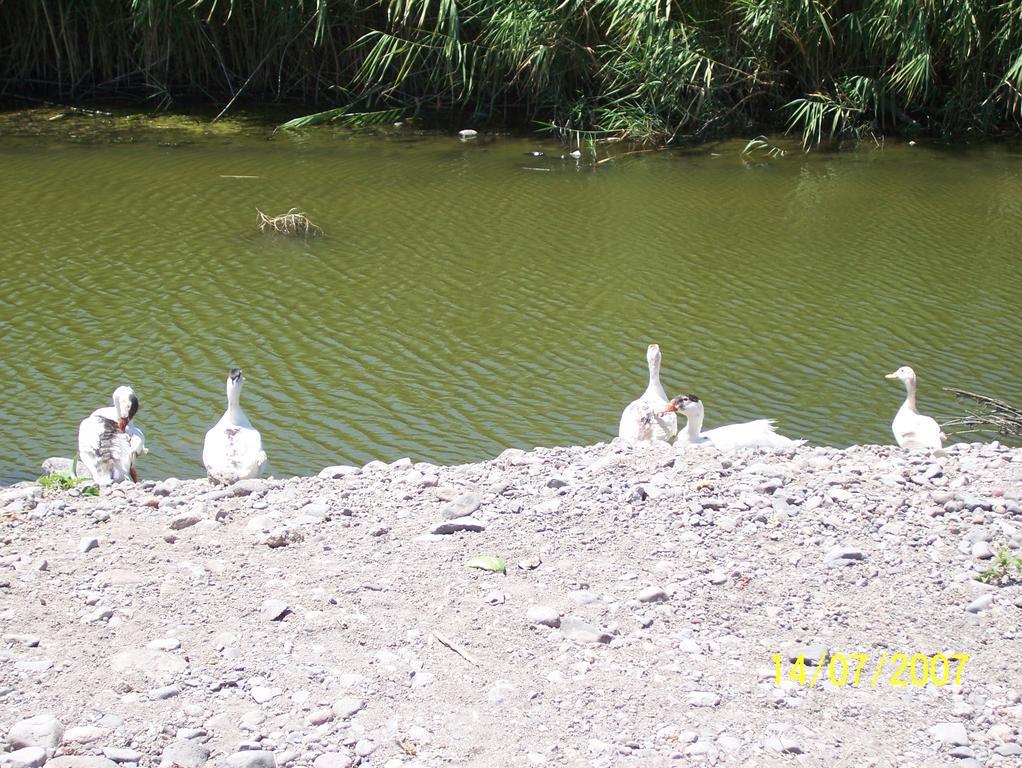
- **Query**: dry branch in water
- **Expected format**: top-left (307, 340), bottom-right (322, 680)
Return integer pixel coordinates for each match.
top-left (256, 208), bottom-right (323, 239)
top-left (942, 388), bottom-right (1022, 437)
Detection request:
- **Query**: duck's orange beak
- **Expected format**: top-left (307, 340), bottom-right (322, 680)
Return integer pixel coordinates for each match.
top-left (659, 401), bottom-right (679, 415)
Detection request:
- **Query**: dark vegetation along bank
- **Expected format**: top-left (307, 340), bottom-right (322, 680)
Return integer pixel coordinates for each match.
top-left (3, 0), bottom-right (1022, 145)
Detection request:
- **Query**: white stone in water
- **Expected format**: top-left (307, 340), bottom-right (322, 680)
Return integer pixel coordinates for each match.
top-left (458, 129), bottom-right (478, 140)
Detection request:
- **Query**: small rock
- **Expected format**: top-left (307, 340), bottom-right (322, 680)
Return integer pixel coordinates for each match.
top-left (440, 492), bottom-right (482, 520)
top-left (169, 512), bottom-right (202, 530)
top-left (527, 605), bottom-right (561, 628)
top-left (5, 747), bottom-right (47, 768)
top-left (965, 594), bottom-right (993, 613)
top-left (313, 753), bottom-right (352, 768)
top-left (558, 616), bottom-right (611, 644)
top-left (928, 722), bottom-right (969, 746)
top-left (44, 759), bottom-right (118, 768)
top-left (686, 691), bottom-right (720, 707)
top-left (79, 537), bottom-right (100, 553)
top-left (318, 465), bottom-right (359, 479)
top-left (7, 713), bottom-right (63, 749)
top-left (430, 517), bottom-right (486, 535)
top-left (332, 697), bottom-right (365, 719)
top-left (102, 747), bottom-right (143, 763)
top-left (458, 129), bottom-right (478, 140)
top-left (225, 752), bottom-right (276, 768)
top-left (260, 599), bottom-right (290, 622)
top-left (825, 546), bottom-right (865, 566)
top-left (158, 740), bottom-right (210, 768)
top-left (637, 586), bottom-right (668, 603)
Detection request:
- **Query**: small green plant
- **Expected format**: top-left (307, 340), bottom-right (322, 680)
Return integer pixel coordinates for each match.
top-left (977, 547), bottom-right (1022, 584)
top-left (742, 136), bottom-right (785, 159)
top-left (37, 456), bottom-right (98, 495)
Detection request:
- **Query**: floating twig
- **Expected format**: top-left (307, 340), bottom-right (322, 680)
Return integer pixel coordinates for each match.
top-left (256, 208), bottom-right (323, 239)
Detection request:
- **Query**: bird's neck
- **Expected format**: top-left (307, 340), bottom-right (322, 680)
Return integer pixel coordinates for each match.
top-left (681, 408), bottom-right (704, 443)
top-left (902, 379), bottom-right (919, 413)
top-left (645, 360), bottom-right (665, 399)
top-left (226, 389), bottom-right (244, 421)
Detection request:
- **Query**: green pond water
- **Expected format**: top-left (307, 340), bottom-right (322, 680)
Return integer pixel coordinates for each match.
top-left (2, 113), bottom-right (1021, 485)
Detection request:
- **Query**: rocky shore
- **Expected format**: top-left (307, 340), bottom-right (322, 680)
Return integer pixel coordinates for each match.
top-left (2, 440), bottom-right (1022, 768)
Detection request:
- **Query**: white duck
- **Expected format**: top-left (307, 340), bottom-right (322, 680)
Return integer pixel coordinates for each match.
top-left (660, 393), bottom-right (806, 450)
top-left (78, 385), bottom-right (147, 485)
top-left (618, 343), bottom-right (677, 442)
top-left (203, 368), bottom-right (267, 485)
top-left (885, 366), bottom-right (944, 449)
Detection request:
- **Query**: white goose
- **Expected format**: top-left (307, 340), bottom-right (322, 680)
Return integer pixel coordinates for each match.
top-left (661, 393), bottom-right (806, 450)
top-left (885, 366), bottom-right (944, 449)
top-left (618, 343), bottom-right (677, 443)
top-left (203, 368), bottom-right (267, 485)
top-left (78, 385), bottom-right (147, 485)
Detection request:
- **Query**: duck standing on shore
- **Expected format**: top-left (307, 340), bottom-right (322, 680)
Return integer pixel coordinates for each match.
top-left (78, 385), bottom-right (147, 485)
top-left (660, 393), bottom-right (806, 450)
top-left (619, 343), bottom-right (678, 443)
top-left (885, 366), bottom-right (945, 449)
top-left (203, 368), bottom-right (267, 485)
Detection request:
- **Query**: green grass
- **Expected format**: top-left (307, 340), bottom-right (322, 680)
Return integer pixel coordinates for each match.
top-left (5, 1), bottom-right (1022, 146)
top-left (977, 547), bottom-right (1022, 584)
top-left (37, 457), bottom-right (98, 495)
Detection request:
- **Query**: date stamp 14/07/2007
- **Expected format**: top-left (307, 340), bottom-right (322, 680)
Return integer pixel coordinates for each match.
top-left (773, 652), bottom-right (969, 688)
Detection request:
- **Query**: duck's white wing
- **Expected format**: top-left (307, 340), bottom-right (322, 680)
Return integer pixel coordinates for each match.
top-left (78, 410), bottom-right (133, 485)
top-left (705, 420), bottom-right (806, 451)
top-left (893, 410), bottom-right (943, 450)
top-left (619, 395), bottom-right (676, 443)
top-left (204, 424), bottom-right (266, 483)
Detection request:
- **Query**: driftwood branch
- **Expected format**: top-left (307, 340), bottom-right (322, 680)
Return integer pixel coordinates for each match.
top-left (256, 208), bottom-right (322, 239)
top-left (941, 388), bottom-right (1022, 437)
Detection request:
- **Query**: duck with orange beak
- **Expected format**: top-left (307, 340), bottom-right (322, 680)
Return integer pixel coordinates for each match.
top-left (78, 385), bottom-right (148, 485)
top-left (660, 393), bottom-right (806, 450)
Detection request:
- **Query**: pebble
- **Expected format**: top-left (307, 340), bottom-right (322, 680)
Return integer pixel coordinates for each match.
top-left (965, 594), bottom-right (993, 613)
top-left (928, 721), bottom-right (969, 746)
top-left (332, 697), bottom-right (365, 719)
top-left (158, 741), bottom-right (210, 768)
top-left (430, 517), bottom-right (486, 534)
top-left (440, 492), bottom-right (482, 519)
top-left (7, 713), bottom-right (63, 749)
top-left (44, 759), bottom-right (119, 768)
top-left (4, 747), bottom-right (47, 768)
top-left (527, 605), bottom-right (561, 628)
top-left (225, 752), bottom-right (276, 768)
top-left (101, 747), bottom-right (143, 763)
top-left (79, 537), bottom-right (100, 553)
top-left (637, 585), bottom-right (668, 603)
top-left (558, 616), bottom-right (611, 644)
top-left (260, 599), bottom-right (290, 622)
top-left (313, 754), bottom-right (352, 768)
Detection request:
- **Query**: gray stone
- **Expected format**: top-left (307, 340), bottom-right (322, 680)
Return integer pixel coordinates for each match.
top-left (5, 747), bottom-right (47, 768)
top-left (231, 479), bottom-right (268, 497)
top-left (313, 754), bottom-right (352, 768)
top-left (260, 599), bottom-right (290, 622)
top-left (965, 594), bottom-right (993, 613)
top-left (151, 684), bottom-right (182, 699)
top-left (110, 648), bottom-right (187, 681)
top-left (159, 740), bottom-right (210, 768)
top-left (637, 586), bottom-right (668, 603)
top-left (169, 512), bottom-right (202, 530)
top-left (825, 546), bottom-right (865, 566)
top-left (102, 748), bottom-right (143, 763)
top-left (318, 465), bottom-right (359, 479)
top-left (3, 633), bottom-right (40, 647)
top-left (14, 660), bottom-right (53, 672)
top-left (7, 713), bottom-right (63, 749)
top-left (331, 697), bottom-right (365, 719)
top-left (354, 740), bottom-right (375, 757)
top-left (440, 492), bottom-right (482, 520)
top-left (763, 735), bottom-right (802, 754)
top-left (225, 752), bottom-right (276, 768)
top-left (686, 691), bottom-right (720, 707)
top-left (995, 743), bottom-right (1022, 756)
top-left (430, 517), bottom-right (486, 535)
top-left (928, 722), bottom-right (969, 746)
top-left (45, 759), bottom-right (119, 768)
top-left (526, 605), bottom-right (561, 628)
top-left (558, 616), bottom-right (611, 644)
top-left (251, 686), bottom-right (281, 704)
top-left (79, 537), bottom-right (100, 553)
top-left (786, 645), bottom-right (829, 666)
